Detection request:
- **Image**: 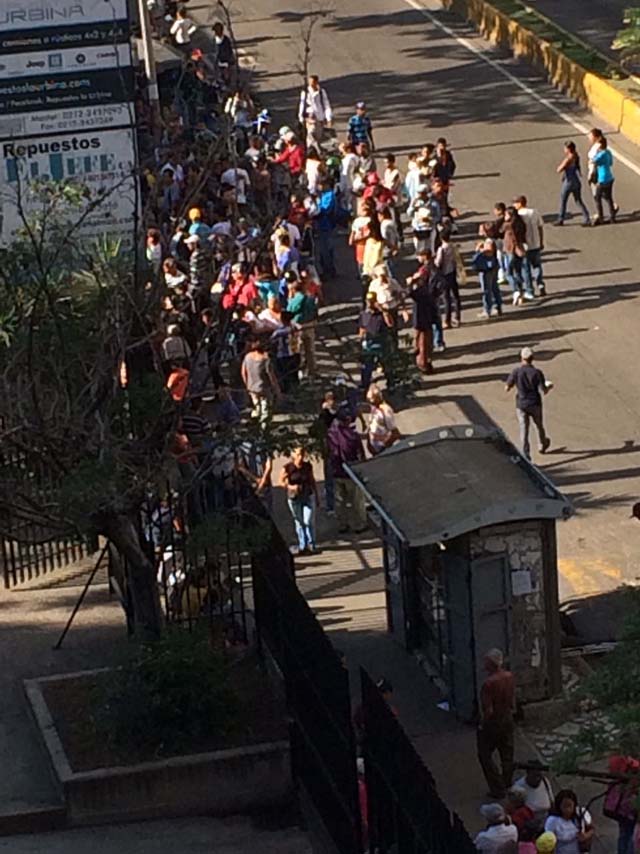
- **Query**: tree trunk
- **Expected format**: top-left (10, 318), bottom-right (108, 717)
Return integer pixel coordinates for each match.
top-left (100, 513), bottom-right (163, 637)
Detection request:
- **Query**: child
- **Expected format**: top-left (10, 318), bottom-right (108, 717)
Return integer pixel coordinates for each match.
top-left (472, 238), bottom-right (502, 319)
top-left (518, 820), bottom-right (543, 854)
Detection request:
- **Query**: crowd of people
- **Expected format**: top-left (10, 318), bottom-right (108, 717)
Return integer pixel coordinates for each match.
top-left (133, 20), bottom-right (637, 853)
top-left (142, 10), bottom-right (623, 511)
top-left (475, 648), bottom-right (638, 854)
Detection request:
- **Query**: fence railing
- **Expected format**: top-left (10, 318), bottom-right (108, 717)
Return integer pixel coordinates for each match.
top-left (0, 444), bottom-right (92, 588)
top-left (252, 515), bottom-right (363, 854)
top-left (360, 667), bottom-right (476, 854)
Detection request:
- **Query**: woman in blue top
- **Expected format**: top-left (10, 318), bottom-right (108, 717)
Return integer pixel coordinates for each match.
top-left (555, 141), bottom-right (591, 226)
top-left (592, 137), bottom-right (618, 225)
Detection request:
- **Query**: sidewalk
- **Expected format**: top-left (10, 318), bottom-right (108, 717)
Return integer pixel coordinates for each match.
top-left (0, 567), bottom-right (127, 827)
top-left (0, 815), bottom-right (310, 854)
top-left (276, 498), bottom-right (617, 848)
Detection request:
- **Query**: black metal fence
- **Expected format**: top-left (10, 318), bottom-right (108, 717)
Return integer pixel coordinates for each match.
top-left (0, 444), bottom-right (92, 589)
top-left (252, 521), bottom-right (363, 854)
top-left (360, 667), bottom-right (476, 854)
top-left (106, 472), bottom-right (260, 642)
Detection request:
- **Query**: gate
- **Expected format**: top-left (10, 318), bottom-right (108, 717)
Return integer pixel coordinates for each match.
top-left (252, 517), bottom-right (362, 854)
top-left (360, 668), bottom-right (475, 854)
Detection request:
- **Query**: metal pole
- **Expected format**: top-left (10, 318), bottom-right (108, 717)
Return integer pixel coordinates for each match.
top-left (137, 0), bottom-right (161, 133)
top-left (53, 542), bottom-right (109, 650)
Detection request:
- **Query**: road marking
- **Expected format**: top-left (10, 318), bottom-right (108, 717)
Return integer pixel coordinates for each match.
top-left (558, 557), bottom-right (624, 597)
top-left (404, 0), bottom-right (640, 179)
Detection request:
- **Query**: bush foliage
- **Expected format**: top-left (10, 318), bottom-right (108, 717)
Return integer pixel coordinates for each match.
top-left (96, 629), bottom-right (239, 758)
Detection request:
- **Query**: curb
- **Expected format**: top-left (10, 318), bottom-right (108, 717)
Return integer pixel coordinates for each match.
top-left (442, 0), bottom-right (640, 146)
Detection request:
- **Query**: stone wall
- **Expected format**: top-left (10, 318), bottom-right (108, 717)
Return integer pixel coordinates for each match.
top-left (470, 521), bottom-right (550, 702)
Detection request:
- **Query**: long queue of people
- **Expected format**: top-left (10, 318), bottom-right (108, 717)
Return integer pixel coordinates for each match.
top-left (144, 52), bottom-right (623, 545)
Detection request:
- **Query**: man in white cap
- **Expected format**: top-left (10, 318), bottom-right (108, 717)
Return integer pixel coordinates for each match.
top-left (475, 803), bottom-right (518, 853)
top-left (505, 347), bottom-right (552, 460)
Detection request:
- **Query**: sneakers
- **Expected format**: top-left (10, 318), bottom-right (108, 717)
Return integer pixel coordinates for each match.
top-left (523, 292), bottom-right (536, 301)
top-left (490, 306), bottom-right (502, 317)
top-left (477, 310), bottom-right (490, 320)
top-left (540, 437), bottom-right (551, 454)
top-left (512, 291), bottom-right (522, 306)
top-left (433, 344), bottom-right (446, 353)
top-left (538, 285), bottom-right (547, 297)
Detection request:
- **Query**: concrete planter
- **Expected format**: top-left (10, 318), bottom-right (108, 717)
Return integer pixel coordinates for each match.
top-left (24, 670), bottom-right (292, 827)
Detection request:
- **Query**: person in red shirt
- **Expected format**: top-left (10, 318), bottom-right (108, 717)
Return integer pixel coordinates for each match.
top-left (275, 131), bottom-right (305, 177)
top-left (506, 787), bottom-right (535, 833)
top-left (166, 364), bottom-right (190, 402)
top-left (221, 263), bottom-right (258, 310)
top-left (477, 648), bottom-right (516, 798)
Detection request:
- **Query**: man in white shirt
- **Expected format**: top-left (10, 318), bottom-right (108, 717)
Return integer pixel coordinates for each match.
top-left (221, 163), bottom-right (251, 207)
top-left (475, 804), bottom-right (518, 854)
top-left (514, 760), bottom-right (553, 822)
top-left (170, 9), bottom-right (196, 47)
top-left (514, 195), bottom-right (545, 296)
top-left (298, 75), bottom-right (333, 148)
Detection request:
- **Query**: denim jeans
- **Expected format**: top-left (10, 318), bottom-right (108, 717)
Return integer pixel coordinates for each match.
top-left (316, 229), bottom-right (336, 277)
top-left (432, 314), bottom-right (445, 348)
top-left (526, 247), bottom-right (544, 291)
top-left (287, 496), bottom-right (316, 550)
top-left (516, 405), bottom-right (547, 459)
top-left (595, 180), bottom-right (616, 221)
top-left (443, 271), bottom-right (461, 324)
top-left (479, 271), bottom-right (502, 314)
top-left (504, 252), bottom-right (533, 296)
top-left (323, 458), bottom-right (335, 512)
top-left (617, 819), bottom-right (636, 854)
top-left (559, 179), bottom-right (590, 223)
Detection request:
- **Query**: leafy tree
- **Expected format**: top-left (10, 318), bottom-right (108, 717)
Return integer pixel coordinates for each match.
top-left (0, 175), bottom-right (323, 636)
top-left (0, 178), bottom-right (170, 633)
top-left (555, 586), bottom-right (640, 772)
top-left (612, 7), bottom-right (640, 70)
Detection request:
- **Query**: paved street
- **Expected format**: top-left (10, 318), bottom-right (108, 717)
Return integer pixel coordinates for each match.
top-left (234, 0), bottom-right (640, 600)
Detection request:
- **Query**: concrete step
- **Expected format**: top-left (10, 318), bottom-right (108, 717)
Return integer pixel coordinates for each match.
top-left (0, 803), bottom-right (66, 836)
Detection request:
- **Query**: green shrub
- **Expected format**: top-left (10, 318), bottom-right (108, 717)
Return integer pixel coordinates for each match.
top-left (95, 629), bottom-right (239, 759)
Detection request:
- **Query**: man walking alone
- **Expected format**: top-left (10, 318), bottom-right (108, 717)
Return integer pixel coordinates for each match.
top-left (506, 347), bottom-right (552, 460)
top-left (477, 649), bottom-right (515, 799)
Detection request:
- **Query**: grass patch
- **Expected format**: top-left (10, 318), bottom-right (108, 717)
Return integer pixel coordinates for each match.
top-left (484, 0), bottom-right (624, 78)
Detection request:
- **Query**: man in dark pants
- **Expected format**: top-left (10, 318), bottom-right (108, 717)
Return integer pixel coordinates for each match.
top-left (477, 648), bottom-right (515, 799)
top-left (506, 346), bottom-right (552, 460)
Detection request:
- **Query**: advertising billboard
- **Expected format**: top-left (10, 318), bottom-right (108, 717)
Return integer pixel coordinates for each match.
top-left (0, 128), bottom-right (138, 245)
top-left (0, 0), bottom-right (129, 29)
top-left (0, 43), bottom-right (132, 80)
top-left (0, 67), bottom-right (135, 116)
top-left (0, 0), bottom-right (130, 53)
top-left (0, 103), bottom-right (134, 139)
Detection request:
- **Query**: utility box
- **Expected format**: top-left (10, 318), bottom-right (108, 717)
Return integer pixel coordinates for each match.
top-left (345, 425), bottom-right (573, 721)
